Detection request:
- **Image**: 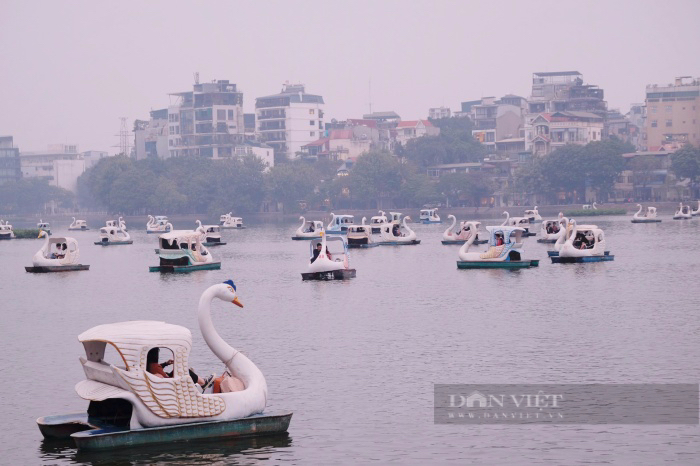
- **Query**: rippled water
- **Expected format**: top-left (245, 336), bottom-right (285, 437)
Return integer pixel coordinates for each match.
top-left (1, 216), bottom-right (698, 465)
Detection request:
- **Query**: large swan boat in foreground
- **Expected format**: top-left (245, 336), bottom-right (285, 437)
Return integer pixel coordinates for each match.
top-left (376, 216), bottom-right (420, 245)
top-left (672, 203), bottom-right (693, 220)
top-left (291, 216), bottom-right (323, 240)
top-left (220, 213), bottom-right (245, 229)
top-left (419, 208), bottom-right (441, 224)
top-left (151, 230), bottom-right (221, 273)
top-left (550, 219), bottom-right (614, 263)
top-left (302, 232), bottom-right (356, 280)
top-left (441, 215), bottom-right (486, 245)
top-left (94, 224), bottom-right (132, 246)
top-left (68, 217), bottom-right (90, 231)
top-left (36, 280), bottom-right (292, 450)
top-left (26, 231), bottom-right (90, 272)
top-left (456, 225), bottom-right (538, 269)
top-left (631, 204), bottom-right (661, 223)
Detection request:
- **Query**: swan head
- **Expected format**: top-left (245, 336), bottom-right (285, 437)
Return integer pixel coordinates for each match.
top-left (38, 230), bottom-right (48, 238)
top-left (219, 279), bottom-right (243, 308)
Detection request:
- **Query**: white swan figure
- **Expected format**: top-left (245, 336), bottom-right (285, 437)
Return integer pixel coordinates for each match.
top-left (147, 215), bottom-right (154, 228)
top-left (673, 202), bottom-right (692, 220)
top-left (692, 201), bottom-right (700, 216)
top-left (400, 216), bottom-right (417, 241)
top-left (633, 204), bottom-right (643, 220)
top-left (69, 217), bottom-right (77, 229)
top-left (442, 215), bottom-right (458, 241)
top-left (326, 212), bottom-right (336, 231)
top-left (559, 219), bottom-right (606, 258)
top-left (457, 227), bottom-right (479, 260)
top-left (501, 211), bottom-right (510, 226)
top-left (592, 202), bottom-right (598, 210)
top-left (118, 217), bottom-right (127, 231)
top-left (554, 216), bottom-right (570, 252)
top-left (362, 217), bottom-right (367, 225)
top-left (293, 216), bottom-right (322, 239)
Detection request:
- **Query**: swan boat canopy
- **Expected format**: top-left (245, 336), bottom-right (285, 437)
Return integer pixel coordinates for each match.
top-left (550, 220), bottom-right (614, 263)
top-left (441, 216), bottom-right (486, 245)
top-left (631, 204), bottom-right (662, 223)
top-left (68, 217), bottom-right (89, 231)
top-left (150, 230), bottom-right (221, 273)
top-left (292, 216), bottom-right (324, 240)
top-left (537, 214), bottom-right (567, 243)
top-left (326, 213), bottom-right (354, 234)
top-left (37, 220), bottom-right (51, 234)
top-left (36, 281), bottom-right (292, 450)
top-left (0, 220), bottom-right (14, 240)
top-left (195, 221), bottom-right (226, 246)
top-left (524, 206), bottom-right (543, 223)
top-left (25, 231), bottom-right (90, 273)
top-left (369, 211), bottom-right (388, 233)
top-left (456, 226), bottom-right (539, 269)
top-left (346, 225), bottom-right (377, 248)
top-left (220, 213), bottom-right (245, 229)
top-left (672, 203), bottom-right (693, 220)
top-left (94, 225), bottom-right (132, 246)
top-left (388, 212), bottom-right (403, 224)
top-left (147, 215), bottom-right (171, 234)
top-left (376, 216), bottom-right (420, 245)
top-left (419, 208), bottom-right (441, 224)
top-left (302, 233), bottom-right (356, 280)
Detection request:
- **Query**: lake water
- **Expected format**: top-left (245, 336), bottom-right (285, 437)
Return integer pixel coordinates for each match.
top-left (1, 216), bottom-right (698, 465)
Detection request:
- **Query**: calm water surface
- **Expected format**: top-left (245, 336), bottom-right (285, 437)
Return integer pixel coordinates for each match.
top-left (0, 216), bottom-right (698, 465)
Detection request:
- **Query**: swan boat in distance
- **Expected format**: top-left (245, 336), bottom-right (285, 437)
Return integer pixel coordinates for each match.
top-left (220, 213), bottom-right (245, 229)
top-left (524, 206), bottom-right (543, 223)
top-left (94, 224), bottom-right (133, 246)
top-left (369, 211), bottom-right (388, 233)
top-left (68, 217), bottom-right (89, 231)
top-left (25, 231), bottom-right (89, 273)
top-left (302, 232), bottom-right (356, 280)
top-left (346, 224), bottom-right (377, 248)
top-left (502, 211), bottom-right (536, 236)
top-left (106, 217), bottom-right (127, 231)
top-left (326, 213), bottom-right (354, 234)
top-left (36, 280), bottom-right (292, 450)
top-left (37, 219), bottom-right (51, 235)
top-left (672, 203), bottom-right (693, 220)
top-left (195, 220), bottom-right (226, 246)
top-left (631, 204), bottom-right (662, 223)
top-left (582, 202), bottom-right (598, 210)
top-left (537, 213), bottom-right (566, 243)
top-left (441, 216), bottom-right (486, 245)
top-left (376, 216), bottom-right (420, 245)
top-left (147, 215), bottom-right (171, 234)
top-left (292, 216), bottom-right (324, 240)
top-left (419, 208), bottom-right (441, 224)
top-left (551, 219), bottom-right (614, 263)
top-left (456, 226), bottom-right (538, 269)
top-left (151, 230), bottom-right (221, 273)
top-left (692, 201), bottom-right (700, 216)
top-left (0, 220), bottom-right (14, 240)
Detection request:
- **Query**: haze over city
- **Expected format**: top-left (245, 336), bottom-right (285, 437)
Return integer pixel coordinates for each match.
top-left (2, 0), bottom-right (699, 153)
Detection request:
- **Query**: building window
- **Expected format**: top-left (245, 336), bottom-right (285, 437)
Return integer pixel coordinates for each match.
top-left (217, 109), bottom-right (226, 120)
top-left (169, 126), bottom-right (175, 135)
top-left (651, 120), bottom-right (658, 127)
top-left (309, 120), bottom-right (315, 126)
top-left (309, 109), bottom-right (315, 115)
top-left (665, 106), bottom-right (672, 112)
top-left (665, 120), bottom-right (672, 127)
top-left (228, 110), bottom-right (233, 120)
top-left (310, 131), bottom-right (315, 137)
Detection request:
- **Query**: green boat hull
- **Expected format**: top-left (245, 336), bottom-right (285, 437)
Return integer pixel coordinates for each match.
top-left (457, 260), bottom-right (539, 269)
top-left (25, 265), bottom-right (90, 273)
top-left (149, 262), bottom-right (221, 273)
top-left (94, 241), bottom-right (133, 246)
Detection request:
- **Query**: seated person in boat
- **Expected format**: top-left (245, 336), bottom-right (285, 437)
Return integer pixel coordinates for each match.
top-left (311, 243), bottom-right (322, 263)
top-left (54, 243), bottom-right (67, 259)
top-left (392, 224), bottom-right (401, 237)
top-left (308, 223), bottom-right (315, 232)
top-left (495, 233), bottom-right (504, 246)
top-left (146, 348), bottom-right (214, 391)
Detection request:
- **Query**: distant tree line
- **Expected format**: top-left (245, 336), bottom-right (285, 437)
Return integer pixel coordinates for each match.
top-left (0, 178), bottom-right (74, 214)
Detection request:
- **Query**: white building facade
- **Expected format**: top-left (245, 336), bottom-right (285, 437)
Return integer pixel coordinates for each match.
top-left (20, 144), bottom-right (85, 192)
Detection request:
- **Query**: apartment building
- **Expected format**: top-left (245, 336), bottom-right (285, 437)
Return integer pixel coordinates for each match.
top-left (468, 96), bottom-right (524, 150)
top-left (645, 76), bottom-right (700, 150)
top-left (20, 144), bottom-right (85, 192)
top-left (526, 112), bottom-right (604, 156)
top-left (428, 107), bottom-right (451, 120)
top-left (0, 136), bottom-right (21, 185)
top-left (134, 108), bottom-right (168, 160)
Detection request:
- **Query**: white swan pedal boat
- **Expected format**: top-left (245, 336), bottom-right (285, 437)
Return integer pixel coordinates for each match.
top-left (502, 211), bottom-right (536, 236)
top-left (672, 203), bottom-right (693, 220)
top-left (346, 225), bottom-right (377, 248)
top-left (550, 219), bottom-right (614, 263)
top-left (25, 231), bottom-right (89, 272)
top-left (537, 213), bottom-right (567, 243)
top-left (326, 213), bottom-right (354, 234)
top-left (220, 213), bottom-right (245, 229)
top-left (456, 226), bottom-right (538, 269)
top-left (94, 225), bottom-right (132, 246)
top-left (524, 206), bottom-right (543, 223)
top-left (302, 233), bottom-right (356, 280)
top-left (376, 216), bottom-right (420, 245)
top-left (36, 280), bottom-right (292, 450)
top-left (151, 230), bottom-right (221, 273)
top-left (291, 216), bottom-right (323, 240)
top-left (692, 201), bottom-right (700, 216)
top-left (68, 217), bottom-right (90, 231)
top-left (631, 204), bottom-right (661, 223)
top-left (419, 208), bottom-right (441, 224)
top-left (0, 220), bottom-right (14, 240)
top-left (196, 220), bottom-right (226, 246)
top-left (106, 217), bottom-right (127, 231)
top-left (441, 215), bottom-right (486, 245)
top-left (369, 211), bottom-right (388, 233)
top-left (37, 220), bottom-right (51, 235)
top-left (147, 215), bottom-right (171, 234)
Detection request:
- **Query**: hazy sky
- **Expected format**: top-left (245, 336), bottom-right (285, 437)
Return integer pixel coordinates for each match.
top-left (2, 0), bottom-right (699, 153)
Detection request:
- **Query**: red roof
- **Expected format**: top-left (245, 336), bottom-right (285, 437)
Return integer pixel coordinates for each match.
top-left (532, 113), bottom-right (552, 122)
top-left (396, 119), bottom-right (433, 128)
top-left (302, 137), bottom-right (329, 147)
top-left (330, 129), bottom-right (352, 140)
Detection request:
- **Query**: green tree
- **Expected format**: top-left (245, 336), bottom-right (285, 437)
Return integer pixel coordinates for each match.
top-left (347, 150), bottom-right (401, 206)
top-left (671, 145), bottom-right (700, 182)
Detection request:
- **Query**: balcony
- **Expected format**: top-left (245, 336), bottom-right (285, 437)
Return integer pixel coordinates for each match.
top-left (258, 111), bottom-right (286, 120)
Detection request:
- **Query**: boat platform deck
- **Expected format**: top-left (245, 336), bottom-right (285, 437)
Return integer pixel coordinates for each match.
top-left (536, 238), bottom-right (558, 243)
top-left (457, 260), bottom-right (539, 269)
top-left (25, 265), bottom-right (90, 273)
top-left (348, 242), bottom-right (378, 248)
top-left (94, 241), bottom-right (133, 246)
top-left (302, 269), bottom-right (356, 280)
top-left (548, 250), bottom-right (611, 257)
top-left (291, 236), bottom-right (321, 240)
top-left (202, 241), bottom-right (227, 247)
top-left (37, 411), bottom-right (292, 450)
top-left (550, 255), bottom-right (615, 263)
top-left (376, 240), bottom-right (421, 246)
top-left (441, 239), bottom-right (488, 245)
top-left (631, 219), bottom-right (662, 223)
top-left (149, 262), bottom-right (221, 273)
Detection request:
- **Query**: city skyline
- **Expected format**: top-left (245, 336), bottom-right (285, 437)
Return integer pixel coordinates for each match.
top-left (1, 0), bottom-right (699, 153)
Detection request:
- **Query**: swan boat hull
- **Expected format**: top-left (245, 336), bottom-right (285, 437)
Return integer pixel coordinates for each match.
top-left (94, 240), bottom-right (133, 246)
top-left (37, 411), bottom-right (292, 451)
top-left (441, 239), bottom-right (488, 245)
top-left (68, 227), bottom-right (90, 231)
top-left (202, 241), bottom-right (227, 247)
top-left (301, 269), bottom-right (356, 280)
top-left (347, 243), bottom-right (378, 248)
top-left (149, 262), bottom-right (222, 273)
top-left (631, 218), bottom-right (662, 223)
top-left (25, 265), bottom-right (90, 273)
top-left (291, 235), bottom-right (321, 240)
top-left (456, 260), bottom-right (539, 269)
top-left (221, 225), bottom-right (246, 229)
top-left (376, 240), bottom-right (421, 246)
top-left (420, 220), bottom-right (442, 224)
top-left (550, 255), bottom-right (615, 263)
top-left (548, 250), bottom-right (611, 257)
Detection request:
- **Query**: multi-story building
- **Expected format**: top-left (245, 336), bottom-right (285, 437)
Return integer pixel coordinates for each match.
top-left (525, 111), bottom-right (604, 156)
top-left (167, 79), bottom-right (246, 158)
top-left (134, 108), bottom-right (169, 160)
top-left (82, 150), bottom-right (111, 169)
top-left (626, 104), bottom-right (647, 151)
top-left (395, 120), bottom-right (440, 146)
top-left (0, 136), bottom-right (21, 185)
top-left (469, 96), bottom-right (524, 150)
top-left (610, 150), bottom-right (693, 202)
top-left (645, 76), bottom-right (700, 150)
top-left (302, 123), bottom-right (379, 161)
top-left (428, 107), bottom-right (451, 120)
top-left (528, 71), bottom-right (607, 116)
top-left (256, 83), bottom-right (324, 159)
top-left (234, 141), bottom-right (274, 171)
top-left (20, 144), bottom-right (85, 192)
